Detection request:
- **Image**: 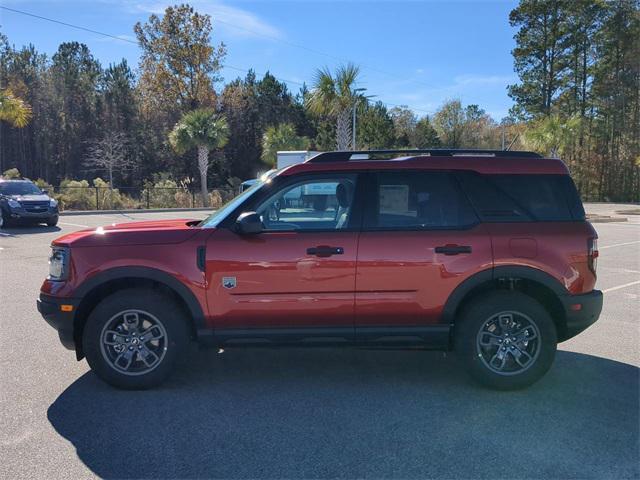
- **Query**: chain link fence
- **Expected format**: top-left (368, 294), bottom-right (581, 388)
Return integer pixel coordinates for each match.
top-left (47, 186), bottom-right (237, 211)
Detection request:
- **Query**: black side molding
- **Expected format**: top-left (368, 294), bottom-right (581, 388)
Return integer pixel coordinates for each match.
top-left (196, 246), bottom-right (206, 272)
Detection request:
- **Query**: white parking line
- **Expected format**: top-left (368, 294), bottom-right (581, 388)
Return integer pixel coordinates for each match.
top-left (602, 280), bottom-right (640, 294)
top-left (59, 221), bottom-right (90, 228)
top-left (599, 240), bottom-right (640, 250)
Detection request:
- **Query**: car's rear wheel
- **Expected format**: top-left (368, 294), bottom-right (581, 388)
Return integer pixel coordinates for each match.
top-left (83, 289), bottom-right (189, 389)
top-left (455, 291), bottom-right (557, 390)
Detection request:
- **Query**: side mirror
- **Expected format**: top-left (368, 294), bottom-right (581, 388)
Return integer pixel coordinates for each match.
top-left (235, 211), bottom-right (263, 234)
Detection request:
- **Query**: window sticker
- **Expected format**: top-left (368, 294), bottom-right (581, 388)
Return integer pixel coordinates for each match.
top-left (380, 184), bottom-right (409, 213)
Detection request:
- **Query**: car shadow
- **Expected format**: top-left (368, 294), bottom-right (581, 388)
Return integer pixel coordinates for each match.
top-left (47, 349), bottom-right (639, 479)
top-left (0, 225), bottom-right (61, 236)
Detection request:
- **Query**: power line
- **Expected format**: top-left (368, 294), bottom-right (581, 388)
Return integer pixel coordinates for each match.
top-left (213, 17), bottom-right (436, 90)
top-left (0, 5), bottom-right (435, 115)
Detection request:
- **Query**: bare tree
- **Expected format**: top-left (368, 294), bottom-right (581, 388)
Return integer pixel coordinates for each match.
top-left (84, 133), bottom-right (136, 207)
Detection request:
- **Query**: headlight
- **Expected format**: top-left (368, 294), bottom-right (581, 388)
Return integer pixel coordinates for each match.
top-left (48, 246), bottom-right (70, 281)
top-left (49, 198), bottom-right (58, 208)
top-left (8, 199), bottom-right (20, 208)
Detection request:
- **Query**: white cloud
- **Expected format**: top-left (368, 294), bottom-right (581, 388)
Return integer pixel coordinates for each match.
top-left (128, 0), bottom-right (284, 40)
top-left (378, 73), bottom-right (516, 119)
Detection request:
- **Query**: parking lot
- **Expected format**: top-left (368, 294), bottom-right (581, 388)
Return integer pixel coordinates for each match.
top-left (1, 205), bottom-right (638, 479)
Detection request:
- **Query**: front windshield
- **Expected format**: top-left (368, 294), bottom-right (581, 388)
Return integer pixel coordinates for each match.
top-left (199, 179), bottom-right (265, 228)
top-left (0, 182), bottom-right (42, 196)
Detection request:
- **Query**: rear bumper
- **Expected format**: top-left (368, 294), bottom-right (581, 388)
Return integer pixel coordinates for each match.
top-left (37, 293), bottom-right (78, 350)
top-left (559, 289), bottom-right (603, 341)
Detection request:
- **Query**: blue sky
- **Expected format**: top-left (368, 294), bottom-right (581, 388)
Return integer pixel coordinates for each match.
top-left (1, 0), bottom-right (520, 119)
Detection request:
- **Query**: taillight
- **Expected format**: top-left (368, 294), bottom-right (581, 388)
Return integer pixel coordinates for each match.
top-left (588, 238), bottom-right (598, 274)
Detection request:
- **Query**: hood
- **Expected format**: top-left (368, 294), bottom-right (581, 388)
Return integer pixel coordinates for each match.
top-left (7, 194), bottom-right (50, 202)
top-left (53, 218), bottom-right (203, 247)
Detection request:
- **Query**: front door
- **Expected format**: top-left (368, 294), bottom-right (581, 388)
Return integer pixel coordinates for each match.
top-left (355, 170), bottom-right (492, 340)
top-left (205, 173), bottom-right (361, 337)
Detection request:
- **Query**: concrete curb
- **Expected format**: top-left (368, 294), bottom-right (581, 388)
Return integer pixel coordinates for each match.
top-left (587, 216), bottom-right (628, 223)
top-left (60, 207), bottom-right (213, 216)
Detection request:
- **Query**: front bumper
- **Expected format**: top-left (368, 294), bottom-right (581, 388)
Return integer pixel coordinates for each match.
top-left (8, 206), bottom-right (58, 222)
top-left (559, 289), bottom-right (603, 341)
top-left (37, 293), bottom-right (78, 350)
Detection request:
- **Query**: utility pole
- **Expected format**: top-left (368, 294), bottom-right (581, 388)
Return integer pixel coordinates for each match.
top-left (352, 104), bottom-right (357, 151)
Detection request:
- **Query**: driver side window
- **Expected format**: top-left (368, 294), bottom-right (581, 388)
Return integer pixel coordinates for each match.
top-left (256, 175), bottom-right (357, 231)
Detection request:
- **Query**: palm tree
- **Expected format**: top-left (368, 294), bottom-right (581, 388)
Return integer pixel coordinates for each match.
top-left (261, 123), bottom-right (310, 167)
top-left (0, 88), bottom-right (32, 128)
top-left (169, 109), bottom-right (229, 207)
top-left (306, 63), bottom-right (364, 150)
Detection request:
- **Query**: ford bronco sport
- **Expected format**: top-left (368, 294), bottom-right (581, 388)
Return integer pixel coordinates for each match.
top-left (37, 149), bottom-right (603, 390)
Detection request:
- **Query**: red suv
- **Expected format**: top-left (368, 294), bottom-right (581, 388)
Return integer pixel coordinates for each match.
top-left (38, 149), bottom-right (603, 390)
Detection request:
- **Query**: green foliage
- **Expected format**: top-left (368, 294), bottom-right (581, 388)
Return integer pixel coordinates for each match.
top-left (433, 100), bottom-right (466, 148)
top-left (357, 102), bottom-right (395, 149)
top-left (1, 1), bottom-right (637, 203)
top-left (389, 106), bottom-right (417, 147)
top-left (414, 117), bottom-right (441, 148)
top-left (306, 63), bottom-right (364, 149)
top-left (57, 179), bottom-right (95, 210)
top-left (169, 109), bottom-right (229, 155)
top-left (134, 4), bottom-right (226, 114)
top-left (2, 168), bottom-right (21, 179)
top-left (0, 88), bottom-right (32, 127)
top-left (261, 123), bottom-right (310, 167)
top-left (509, 0), bottom-right (640, 201)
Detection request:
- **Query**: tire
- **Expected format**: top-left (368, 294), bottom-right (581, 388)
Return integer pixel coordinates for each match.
top-left (455, 291), bottom-right (557, 390)
top-left (46, 216), bottom-right (58, 227)
top-left (0, 210), bottom-right (10, 229)
top-left (83, 288), bottom-right (190, 389)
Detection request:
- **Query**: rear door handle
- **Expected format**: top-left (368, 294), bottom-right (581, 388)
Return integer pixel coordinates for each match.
top-left (435, 245), bottom-right (472, 255)
top-left (306, 246), bottom-right (344, 257)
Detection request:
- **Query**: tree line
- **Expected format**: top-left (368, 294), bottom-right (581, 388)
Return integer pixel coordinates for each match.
top-left (1, 1), bottom-right (638, 202)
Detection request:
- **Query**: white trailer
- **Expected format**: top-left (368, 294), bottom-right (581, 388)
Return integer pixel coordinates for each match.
top-left (276, 150), bottom-right (320, 169)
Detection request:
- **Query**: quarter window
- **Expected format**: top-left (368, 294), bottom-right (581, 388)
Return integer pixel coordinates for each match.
top-left (367, 172), bottom-right (477, 229)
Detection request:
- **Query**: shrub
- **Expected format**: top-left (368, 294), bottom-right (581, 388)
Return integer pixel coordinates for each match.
top-left (2, 168), bottom-right (21, 179)
top-left (58, 179), bottom-right (95, 210)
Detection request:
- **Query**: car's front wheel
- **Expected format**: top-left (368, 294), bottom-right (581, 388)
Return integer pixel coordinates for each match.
top-left (455, 291), bottom-right (557, 390)
top-left (0, 209), bottom-right (10, 229)
top-left (83, 289), bottom-right (190, 389)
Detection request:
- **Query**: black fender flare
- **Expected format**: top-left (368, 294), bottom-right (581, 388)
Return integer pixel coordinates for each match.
top-left (74, 266), bottom-right (206, 330)
top-left (442, 266), bottom-right (569, 324)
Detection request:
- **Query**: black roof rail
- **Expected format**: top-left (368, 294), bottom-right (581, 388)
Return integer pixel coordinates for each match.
top-left (306, 149), bottom-right (542, 163)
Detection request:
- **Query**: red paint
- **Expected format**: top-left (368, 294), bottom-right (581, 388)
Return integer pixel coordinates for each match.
top-left (39, 154), bottom-right (598, 333)
top-left (355, 226), bottom-right (493, 325)
top-left (204, 228), bottom-right (358, 328)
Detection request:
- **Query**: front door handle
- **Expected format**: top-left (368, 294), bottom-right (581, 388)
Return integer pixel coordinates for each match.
top-left (306, 246), bottom-right (344, 257)
top-left (435, 245), bottom-right (472, 255)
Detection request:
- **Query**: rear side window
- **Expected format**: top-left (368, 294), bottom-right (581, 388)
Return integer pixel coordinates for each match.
top-left (457, 172), bottom-right (584, 222)
top-left (366, 171), bottom-right (478, 229)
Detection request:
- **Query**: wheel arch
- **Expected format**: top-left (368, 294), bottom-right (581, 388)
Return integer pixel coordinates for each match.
top-left (73, 267), bottom-right (206, 359)
top-left (443, 266), bottom-right (569, 342)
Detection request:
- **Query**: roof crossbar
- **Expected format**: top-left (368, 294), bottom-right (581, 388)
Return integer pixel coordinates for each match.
top-left (306, 149), bottom-right (542, 163)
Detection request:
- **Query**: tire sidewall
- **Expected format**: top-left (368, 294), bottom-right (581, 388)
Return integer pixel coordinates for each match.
top-left (83, 289), bottom-right (189, 389)
top-left (455, 291), bottom-right (557, 390)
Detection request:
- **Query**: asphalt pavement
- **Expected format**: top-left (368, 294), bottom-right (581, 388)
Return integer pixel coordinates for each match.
top-left (0, 205), bottom-right (638, 479)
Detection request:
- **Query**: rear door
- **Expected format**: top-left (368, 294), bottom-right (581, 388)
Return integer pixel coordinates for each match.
top-left (354, 171), bottom-right (493, 341)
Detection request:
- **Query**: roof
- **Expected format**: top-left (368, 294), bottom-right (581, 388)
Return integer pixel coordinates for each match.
top-left (279, 149), bottom-right (568, 176)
